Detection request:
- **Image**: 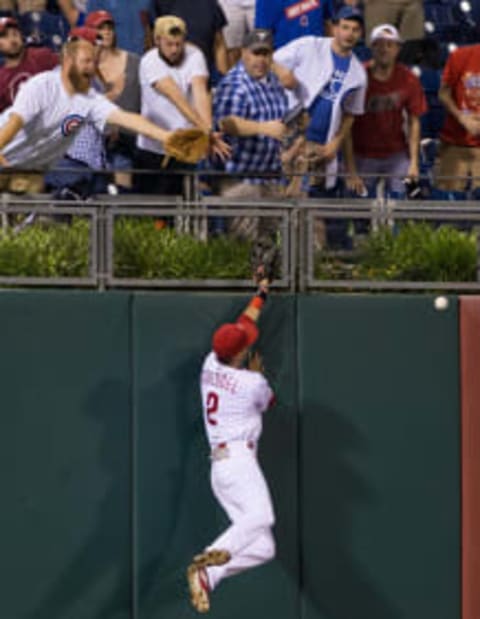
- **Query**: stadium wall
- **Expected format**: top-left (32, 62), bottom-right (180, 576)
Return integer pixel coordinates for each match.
top-left (0, 291), bottom-right (468, 619)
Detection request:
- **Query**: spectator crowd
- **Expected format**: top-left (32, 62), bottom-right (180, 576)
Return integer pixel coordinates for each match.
top-left (0, 0), bottom-right (479, 209)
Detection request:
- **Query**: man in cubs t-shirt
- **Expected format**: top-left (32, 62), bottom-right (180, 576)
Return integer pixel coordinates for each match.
top-left (0, 68), bottom-right (117, 169)
top-left (0, 37), bottom-right (172, 182)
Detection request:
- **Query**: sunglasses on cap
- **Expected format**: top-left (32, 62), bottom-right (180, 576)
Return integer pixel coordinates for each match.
top-left (67, 34), bottom-right (103, 45)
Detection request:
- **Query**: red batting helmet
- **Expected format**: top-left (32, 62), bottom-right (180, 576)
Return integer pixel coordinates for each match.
top-left (212, 317), bottom-right (258, 360)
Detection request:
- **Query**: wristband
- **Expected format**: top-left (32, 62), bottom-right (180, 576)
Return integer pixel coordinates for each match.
top-left (251, 296), bottom-right (264, 310)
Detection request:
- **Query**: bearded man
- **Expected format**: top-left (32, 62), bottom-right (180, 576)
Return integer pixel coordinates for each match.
top-left (0, 37), bottom-right (179, 191)
top-left (136, 15), bottom-right (227, 195)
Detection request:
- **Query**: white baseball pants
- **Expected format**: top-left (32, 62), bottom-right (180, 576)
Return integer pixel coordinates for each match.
top-left (205, 442), bottom-right (276, 590)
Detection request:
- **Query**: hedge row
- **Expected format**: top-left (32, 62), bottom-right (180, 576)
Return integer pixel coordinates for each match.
top-left (0, 217), bottom-right (476, 282)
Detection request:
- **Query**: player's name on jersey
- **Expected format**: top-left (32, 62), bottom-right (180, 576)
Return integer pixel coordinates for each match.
top-left (202, 369), bottom-right (239, 395)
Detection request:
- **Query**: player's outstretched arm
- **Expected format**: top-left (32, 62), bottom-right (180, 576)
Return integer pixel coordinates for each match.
top-left (241, 278), bottom-right (270, 324)
top-left (0, 113), bottom-right (24, 165)
top-left (106, 108), bottom-right (171, 146)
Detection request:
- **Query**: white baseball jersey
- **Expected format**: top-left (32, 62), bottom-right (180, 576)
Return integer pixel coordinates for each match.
top-left (137, 43), bottom-right (208, 155)
top-left (200, 351), bottom-right (274, 447)
top-left (0, 70), bottom-right (118, 169)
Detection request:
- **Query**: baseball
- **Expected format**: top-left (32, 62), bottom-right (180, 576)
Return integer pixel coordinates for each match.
top-left (434, 296), bottom-right (449, 311)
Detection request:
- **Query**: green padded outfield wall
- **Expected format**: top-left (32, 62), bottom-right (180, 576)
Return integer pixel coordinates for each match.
top-left (132, 293), bottom-right (299, 619)
top-left (0, 291), bottom-right (132, 619)
top-left (298, 295), bottom-right (460, 619)
top-left (0, 292), bottom-right (461, 619)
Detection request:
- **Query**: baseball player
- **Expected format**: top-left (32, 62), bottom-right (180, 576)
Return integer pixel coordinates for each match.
top-left (0, 37), bottom-right (174, 174)
top-left (187, 276), bottom-right (276, 613)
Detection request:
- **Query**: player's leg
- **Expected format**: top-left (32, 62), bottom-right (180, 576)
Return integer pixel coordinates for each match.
top-left (207, 526), bottom-right (275, 590)
top-left (205, 454), bottom-right (275, 566)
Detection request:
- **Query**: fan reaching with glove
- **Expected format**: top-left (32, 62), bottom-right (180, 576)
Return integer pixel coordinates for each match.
top-left (162, 128), bottom-right (231, 166)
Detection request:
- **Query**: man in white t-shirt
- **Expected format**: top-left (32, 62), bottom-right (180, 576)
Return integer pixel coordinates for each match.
top-left (137, 15), bottom-right (227, 195)
top-left (0, 37), bottom-right (175, 190)
top-left (187, 277), bottom-right (276, 613)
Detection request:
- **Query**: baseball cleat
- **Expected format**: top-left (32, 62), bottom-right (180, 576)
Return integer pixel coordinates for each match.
top-left (187, 564), bottom-right (210, 613)
top-left (193, 548), bottom-right (231, 568)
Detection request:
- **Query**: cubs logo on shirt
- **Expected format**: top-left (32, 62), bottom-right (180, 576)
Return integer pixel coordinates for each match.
top-left (61, 114), bottom-right (85, 137)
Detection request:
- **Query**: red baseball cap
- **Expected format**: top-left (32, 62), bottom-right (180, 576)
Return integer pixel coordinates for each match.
top-left (0, 16), bottom-right (19, 35)
top-left (212, 317), bottom-right (258, 360)
top-left (67, 26), bottom-right (99, 45)
top-left (85, 10), bottom-right (115, 29)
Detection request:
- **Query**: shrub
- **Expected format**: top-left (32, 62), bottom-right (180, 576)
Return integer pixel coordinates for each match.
top-left (113, 218), bottom-right (252, 279)
top-left (0, 218), bottom-right (90, 277)
top-left (0, 216), bottom-right (253, 280)
top-left (315, 222), bottom-right (477, 282)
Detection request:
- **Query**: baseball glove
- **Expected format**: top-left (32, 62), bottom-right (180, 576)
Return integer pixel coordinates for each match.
top-left (164, 128), bottom-right (210, 164)
top-left (251, 235), bottom-right (281, 283)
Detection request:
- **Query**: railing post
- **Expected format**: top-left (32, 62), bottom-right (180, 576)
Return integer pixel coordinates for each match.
top-left (475, 225), bottom-right (480, 283)
top-left (97, 202), bottom-right (107, 291)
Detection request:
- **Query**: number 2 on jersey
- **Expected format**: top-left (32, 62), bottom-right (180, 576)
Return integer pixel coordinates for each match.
top-left (206, 391), bottom-right (219, 425)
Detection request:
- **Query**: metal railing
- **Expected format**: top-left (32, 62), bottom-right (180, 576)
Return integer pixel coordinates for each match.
top-left (1, 191), bottom-right (480, 291)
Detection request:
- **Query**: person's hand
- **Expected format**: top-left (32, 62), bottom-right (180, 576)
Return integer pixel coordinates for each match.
top-left (248, 351), bottom-right (264, 373)
top-left (313, 137), bottom-right (340, 162)
top-left (406, 162), bottom-right (419, 180)
top-left (218, 116), bottom-right (238, 135)
top-left (209, 131), bottom-right (231, 161)
top-left (345, 173), bottom-right (367, 196)
top-left (263, 120), bottom-right (287, 141)
top-left (0, 153), bottom-right (10, 167)
top-left (459, 113), bottom-right (480, 136)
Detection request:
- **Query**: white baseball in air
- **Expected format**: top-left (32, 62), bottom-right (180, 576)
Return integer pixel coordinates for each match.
top-left (434, 296), bottom-right (449, 311)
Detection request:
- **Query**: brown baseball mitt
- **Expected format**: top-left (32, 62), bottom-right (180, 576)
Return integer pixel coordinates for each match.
top-left (163, 128), bottom-right (210, 164)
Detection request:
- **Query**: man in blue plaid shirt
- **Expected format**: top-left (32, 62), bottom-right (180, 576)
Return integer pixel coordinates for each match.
top-left (213, 29), bottom-right (288, 204)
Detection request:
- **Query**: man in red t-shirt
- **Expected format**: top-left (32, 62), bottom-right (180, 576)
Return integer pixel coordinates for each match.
top-left (437, 45), bottom-right (480, 191)
top-left (0, 16), bottom-right (58, 113)
top-left (345, 23), bottom-right (427, 197)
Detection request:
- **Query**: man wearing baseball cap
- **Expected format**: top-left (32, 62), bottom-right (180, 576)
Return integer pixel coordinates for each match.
top-left (187, 275), bottom-right (276, 613)
top-left (345, 23), bottom-right (427, 198)
top-left (273, 6), bottom-right (367, 194)
top-left (0, 16), bottom-right (58, 113)
top-left (213, 28), bottom-right (288, 205)
top-left (136, 15), bottom-right (228, 195)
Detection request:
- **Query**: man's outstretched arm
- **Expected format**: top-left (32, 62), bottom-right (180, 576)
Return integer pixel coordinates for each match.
top-left (106, 108), bottom-right (171, 145)
top-left (0, 113), bottom-right (24, 165)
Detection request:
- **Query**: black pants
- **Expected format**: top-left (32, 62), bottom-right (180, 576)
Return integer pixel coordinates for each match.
top-left (134, 149), bottom-right (194, 196)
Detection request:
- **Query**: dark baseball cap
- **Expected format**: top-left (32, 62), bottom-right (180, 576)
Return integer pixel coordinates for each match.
top-left (333, 6), bottom-right (364, 24)
top-left (0, 16), bottom-right (20, 36)
top-left (243, 29), bottom-right (273, 52)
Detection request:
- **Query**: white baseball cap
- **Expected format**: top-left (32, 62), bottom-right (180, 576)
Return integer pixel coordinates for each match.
top-left (370, 23), bottom-right (402, 44)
